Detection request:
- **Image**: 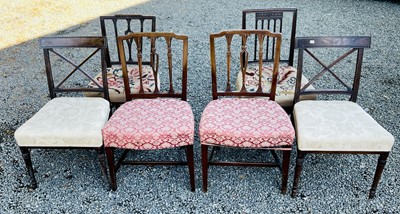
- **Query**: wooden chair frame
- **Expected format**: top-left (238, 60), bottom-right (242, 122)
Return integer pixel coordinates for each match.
top-left (290, 36), bottom-right (388, 199)
top-left (105, 32), bottom-right (195, 191)
top-left (202, 30), bottom-right (293, 194)
top-left (19, 37), bottom-right (110, 189)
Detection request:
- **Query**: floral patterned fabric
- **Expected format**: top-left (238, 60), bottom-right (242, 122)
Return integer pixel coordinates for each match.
top-left (199, 98), bottom-right (295, 148)
top-left (14, 97), bottom-right (110, 147)
top-left (294, 101), bottom-right (394, 152)
top-left (102, 99), bottom-right (194, 150)
top-left (236, 65), bottom-right (315, 107)
top-left (86, 65), bottom-right (159, 103)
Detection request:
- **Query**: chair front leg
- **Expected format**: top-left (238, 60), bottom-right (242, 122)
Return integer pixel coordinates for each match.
top-left (281, 150), bottom-right (291, 194)
top-left (369, 152), bottom-right (389, 199)
top-left (20, 147), bottom-right (38, 189)
top-left (291, 150), bottom-right (305, 198)
top-left (201, 145), bottom-right (209, 192)
top-left (96, 146), bottom-right (109, 187)
top-left (185, 145), bottom-right (195, 191)
top-left (105, 147), bottom-right (117, 191)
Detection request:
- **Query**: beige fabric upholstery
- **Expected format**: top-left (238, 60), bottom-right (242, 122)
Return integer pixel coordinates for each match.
top-left (15, 97), bottom-right (110, 148)
top-left (294, 101), bottom-right (394, 152)
top-left (236, 65), bottom-right (316, 107)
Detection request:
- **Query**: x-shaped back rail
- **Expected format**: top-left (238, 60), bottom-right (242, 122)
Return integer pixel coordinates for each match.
top-left (49, 48), bottom-right (102, 89)
top-left (301, 48), bottom-right (357, 92)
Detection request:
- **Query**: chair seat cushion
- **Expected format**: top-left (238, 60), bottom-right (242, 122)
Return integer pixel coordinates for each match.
top-left (294, 101), bottom-right (395, 152)
top-left (14, 97), bottom-right (110, 148)
top-left (199, 98), bottom-right (295, 148)
top-left (102, 99), bottom-right (194, 150)
top-left (86, 65), bottom-right (159, 103)
top-left (236, 65), bottom-right (316, 107)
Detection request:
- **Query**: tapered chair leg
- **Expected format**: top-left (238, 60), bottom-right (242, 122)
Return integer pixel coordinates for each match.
top-left (281, 150), bottom-right (291, 194)
top-left (369, 152), bottom-right (389, 199)
top-left (185, 145), bottom-right (195, 191)
top-left (291, 150), bottom-right (305, 198)
top-left (96, 146), bottom-right (109, 187)
top-left (201, 145), bottom-right (209, 192)
top-left (20, 148), bottom-right (38, 189)
top-left (105, 147), bottom-right (117, 191)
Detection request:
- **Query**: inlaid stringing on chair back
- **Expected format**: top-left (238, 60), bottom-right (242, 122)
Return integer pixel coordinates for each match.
top-left (100, 15), bottom-right (156, 67)
top-left (40, 37), bottom-right (109, 101)
top-left (117, 32), bottom-right (188, 101)
top-left (209, 30), bottom-right (282, 100)
top-left (294, 36), bottom-right (371, 103)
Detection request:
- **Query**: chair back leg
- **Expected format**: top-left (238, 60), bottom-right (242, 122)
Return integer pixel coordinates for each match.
top-left (106, 147), bottom-right (117, 191)
top-left (96, 146), bottom-right (109, 186)
top-left (185, 145), bottom-right (195, 191)
top-left (369, 152), bottom-right (389, 199)
top-left (281, 150), bottom-right (291, 194)
top-left (201, 145), bottom-right (209, 192)
top-left (291, 150), bottom-right (305, 198)
top-left (20, 148), bottom-right (38, 189)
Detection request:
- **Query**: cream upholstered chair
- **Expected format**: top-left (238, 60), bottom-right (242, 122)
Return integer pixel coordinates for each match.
top-left (291, 36), bottom-right (394, 199)
top-left (237, 8), bottom-right (315, 113)
top-left (200, 30), bottom-right (295, 193)
top-left (85, 15), bottom-right (159, 105)
top-left (102, 32), bottom-right (195, 191)
top-left (14, 37), bottom-right (111, 188)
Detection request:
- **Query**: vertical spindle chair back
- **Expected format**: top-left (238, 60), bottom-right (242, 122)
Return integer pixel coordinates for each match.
top-left (100, 15), bottom-right (156, 67)
top-left (117, 32), bottom-right (188, 100)
top-left (210, 29), bottom-right (282, 100)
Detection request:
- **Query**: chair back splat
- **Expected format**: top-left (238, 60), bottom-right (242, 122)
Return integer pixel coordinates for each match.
top-left (242, 8), bottom-right (297, 66)
top-left (84, 15), bottom-right (157, 105)
top-left (100, 15), bottom-right (156, 67)
top-left (210, 30), bottom-right (282, 100)
top-left (117, 32), bottom-right (188, 101)
top-left (239, 9), bottom-right (314, 112)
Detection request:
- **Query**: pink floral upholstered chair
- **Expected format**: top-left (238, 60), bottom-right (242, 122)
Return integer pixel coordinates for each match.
top-left (102, 32), bottom-right (195, 191)
top-left (237, 8), bottom-right (315, 113)
top-left (85, 15), bottom-right (159, 105)
top-left (199, 30), bottom-right (295, 193)
top-left (14, 37), bottom-right (111, 188)
top-left (291, 36), bottom-right (394, 199)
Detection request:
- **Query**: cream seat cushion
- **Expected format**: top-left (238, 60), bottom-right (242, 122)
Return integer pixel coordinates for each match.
top-left (15, 97), bottom-right (110, 148)
top-left (294, 101), bottom-right (394, 152)
top-left (236, 65), bottom-right (316, 107)
top-left (86, 65), bottom-right (160, 103)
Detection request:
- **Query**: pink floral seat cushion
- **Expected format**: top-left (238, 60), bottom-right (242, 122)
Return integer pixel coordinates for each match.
top-left (199, 98), bottom-right (295, 148)
top-left (102, 98), bottom-right (194, 150)
top-left (236, 65), bottom-right (315, 107)
top-left (86, 65), bottom-right (159, 103)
